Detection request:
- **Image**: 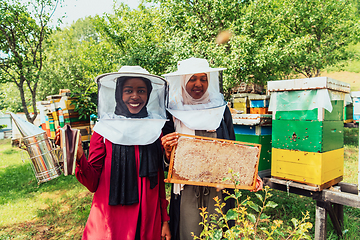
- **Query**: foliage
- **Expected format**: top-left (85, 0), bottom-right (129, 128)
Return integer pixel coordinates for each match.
top-left (70, 90), bottom-right (97, 121)
top-left (146, 0), bottom-right (360, 92)
top-left (93, 3), bottom-right (173, 75)
top-left (0, 82), bottom-right (24, 112)
top-left (0, 124), bottom-right (6, 130)
top-left (38, 17), bottom-right (119, 100)
top-left (192, 171), bottom-right (313, 239)
top-left (0, 0), bottom-right (63, 123)
top-left (269, 0), bottom-right (359, 78)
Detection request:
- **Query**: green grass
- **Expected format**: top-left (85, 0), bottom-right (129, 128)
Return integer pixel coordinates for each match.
top-left (0, 139), bottom-right (91, 239)
top-left (1, 127), bottom-right (360, 239)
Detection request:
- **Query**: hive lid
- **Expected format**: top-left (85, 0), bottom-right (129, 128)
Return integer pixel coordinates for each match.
top-left (248, 94), bottom-right (270, 100)
top-left (232, 93), bottom-right (259, 98)
top-left (267, 77), bottom-right (350, 93)
top-left (232, 114), bottom-right (272, 126)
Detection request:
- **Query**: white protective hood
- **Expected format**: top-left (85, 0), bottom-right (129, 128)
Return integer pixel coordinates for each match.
top-left (93, 66), bottom-right (168, 145)
top-left (164, 58), bottom-right (227, 131)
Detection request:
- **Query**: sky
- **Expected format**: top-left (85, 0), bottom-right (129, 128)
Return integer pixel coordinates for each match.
top-left (51, 0), bottom-right (140, 27)
top-left (0, 0), bottom-right (140, 58)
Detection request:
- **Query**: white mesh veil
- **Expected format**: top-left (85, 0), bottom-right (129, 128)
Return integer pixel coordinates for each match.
top-left (93, 66), bottom-right (168, 145)
top-left (163, 58), bottom-right (227, 131)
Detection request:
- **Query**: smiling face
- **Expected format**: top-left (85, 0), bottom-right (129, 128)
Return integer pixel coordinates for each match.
top-left (185, 73), bottom-right (209, 99)
top-left (122, 78), bottom-right (148, 114)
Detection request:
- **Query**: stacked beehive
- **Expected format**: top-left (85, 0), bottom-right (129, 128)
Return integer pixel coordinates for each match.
top-left (268, 77), bottom-right (350, 189)
top-left (232, 114), bottom-right (272, 177)
top-left (248, 95), bottom-right (271, 114)
top-left (40, 93), bottom-right (91, 141)
top-left (232, 93), bottom-right (256, 114)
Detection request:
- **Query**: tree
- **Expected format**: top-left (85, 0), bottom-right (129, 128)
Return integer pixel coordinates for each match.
top-left (151, 0), bottom-right (290, 91)
top-left (270, 0), bottom-right (359, 78)
top-left (94, 3), bottom-right (174, 75)
top-left (0, 82), bottom-right (25, 113)
top-left (0, 0), bottom-right (62, 123)
top-left (38, 17), bottom-right (120, 100)
top-left (149, 0), bottom-right (360, 90)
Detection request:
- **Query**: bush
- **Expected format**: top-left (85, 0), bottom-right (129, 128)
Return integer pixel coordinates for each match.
top-left (192, 171), bottom-right (313, 240)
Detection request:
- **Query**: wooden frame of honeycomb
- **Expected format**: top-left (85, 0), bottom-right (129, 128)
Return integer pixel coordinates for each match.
top-left (165, 134), bottom-right (261, 190)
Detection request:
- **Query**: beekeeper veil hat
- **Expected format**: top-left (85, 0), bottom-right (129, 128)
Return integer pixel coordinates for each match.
top-left (163, 57), bottom-right (227, 131)
top-left (93, 66), bottom-right (168, 145)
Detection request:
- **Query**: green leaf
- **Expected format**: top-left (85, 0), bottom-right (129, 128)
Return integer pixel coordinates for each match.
top-left (226, 209), bottom-right (238, 220)
top-left (248, 213), bottom-right (257, 223)
top-left (213, 229), bottom-right (223, 240)
top-left (235, 190), bottom-right (242, 199)
top-left (247, 201), bottom-right (260, 212)
top-left (265, 201), bottom-right (278, 208)
top-left (255, 193), bottom-right (263, 202)
top-left (260, 213), bottom-right (270, 220)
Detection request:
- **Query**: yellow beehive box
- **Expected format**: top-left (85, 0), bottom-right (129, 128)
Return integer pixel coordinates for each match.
top-left (271, 148), bottom-right (343, 189)
top-left (233, 102), bottom-right (247, 111)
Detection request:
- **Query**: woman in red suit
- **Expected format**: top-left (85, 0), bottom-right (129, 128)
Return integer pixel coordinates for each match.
top-left (58, 66), bottom-right (171, 240)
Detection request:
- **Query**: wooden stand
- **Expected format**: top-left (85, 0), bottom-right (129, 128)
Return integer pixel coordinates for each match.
top-left (264, 178), bottom-right (360, 239)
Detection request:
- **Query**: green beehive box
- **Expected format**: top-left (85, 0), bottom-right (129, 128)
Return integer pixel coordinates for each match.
top-left (344, 103), bottom-right (353, 122)
top-left (235, 134), bottom-right (271, 176)
top-left (272, 120), bottom-right (344, 152)
top-left (275, 100), bottom-right (344, 121)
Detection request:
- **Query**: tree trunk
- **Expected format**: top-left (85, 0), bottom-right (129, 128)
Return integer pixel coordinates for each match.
top-left (17, 77), bottom-right (35, 124)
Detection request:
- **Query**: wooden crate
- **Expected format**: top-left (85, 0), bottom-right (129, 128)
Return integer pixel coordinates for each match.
top-left (272, 120), bottom-right (344, 153)
top-left (165, 134), bottom-right (261, 190)
top-left (271, 148), bottom-right (344, 189)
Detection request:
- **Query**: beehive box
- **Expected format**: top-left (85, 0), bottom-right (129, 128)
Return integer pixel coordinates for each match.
top-left (272, 120), bottom-right (344, 152)
top-left (232, 93), bottom-right (259, 114)
top-left (249, 95), bottom-right (270, 108)
top-left (268, 77), bottom-right (349, 121)
top-left (271, 148), bottom-right (344, 189)
top-left (250, 108), bottom-right (270, 114)
top-left (274, 100), bottom-right (344, 121)
top-left (351, 91), bottom-right (360, 122)
top-left (235, 134), bottom-right (271, 176)
top-left (166, 134), bottom-right (261, 190)
top-left (232, 114), bottom-right (272, 177)
top-left (344, 103), bottom-right (353, 123)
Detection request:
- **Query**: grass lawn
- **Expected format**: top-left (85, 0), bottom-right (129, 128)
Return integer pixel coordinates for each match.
top-left (1, 127), bottom-right (360, 239)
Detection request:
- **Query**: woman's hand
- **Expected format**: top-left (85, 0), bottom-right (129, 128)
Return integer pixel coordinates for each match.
top-left (161, 132), bottom-right (179, 161)
top-left (251, 175), bottom-right (263, 192)
top-left (161, 221), bottom-right (171, 240)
